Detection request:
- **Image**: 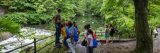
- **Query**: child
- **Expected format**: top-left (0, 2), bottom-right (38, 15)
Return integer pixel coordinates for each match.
top-left (61, 23), bottom-right (68, 49)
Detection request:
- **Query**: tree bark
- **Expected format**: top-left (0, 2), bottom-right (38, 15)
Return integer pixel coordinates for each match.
top-left (134, 0), bottom-right (153, 53)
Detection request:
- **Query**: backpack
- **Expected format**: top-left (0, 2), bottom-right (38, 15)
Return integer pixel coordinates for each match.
top-left (67, 26), bottom-right (79, 42)
top-left (93, 33), bottom-right (97, 39)
top-left (86, 32), bottom-right (97, 48)
top-left (66, 26), bottom-right (70, 38)
top-left (73, 27), bottom-right (79, 42)
top-left (111, 27), bottom-right (116, 34)
top-left (92, 33), bottom-right (98, 48)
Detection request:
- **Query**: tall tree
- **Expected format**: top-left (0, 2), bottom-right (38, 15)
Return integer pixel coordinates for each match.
top-left (134, 0), bottom-right (153, 53)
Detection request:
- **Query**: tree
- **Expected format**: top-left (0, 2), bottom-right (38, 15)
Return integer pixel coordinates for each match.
top-left (134, 0), bottom-right (153, 53)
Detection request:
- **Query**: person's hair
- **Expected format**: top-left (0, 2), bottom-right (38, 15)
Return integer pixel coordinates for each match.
top-left (73, 21), bottom-right (76, 24)
top-left (61, 22), bottom-right (65, 27)
top-left (88, 29), bottom-right (93, 35)
top-left (109, 24), bottom-right (113, 27)
top-left (84, 24), bottom-right (90, 29)
top-left (73, 21), bottom-right (78, 28)
top-left (106, 25), bottom-right (108, 28)
top-left (57, 9), bottom-right (61, 13)
top-left (68, 21), bottom-right (72, 27)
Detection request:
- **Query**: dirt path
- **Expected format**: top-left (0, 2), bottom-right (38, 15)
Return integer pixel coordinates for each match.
top-left (93, 37), bottom-right (160, 53)
top-left (154, 35), bottom-right (160, 53)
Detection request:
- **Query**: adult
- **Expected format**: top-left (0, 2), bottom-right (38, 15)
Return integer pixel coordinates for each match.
top-left (157, 28), bottom-right (160, 36)
top-left (66, 21), bottom-right (76, 53)
top-left (109, 24), bottom-right (116, 43)
top-left (82, 24), bottom-right (91, 53)
top-left (87, 29), bottom-right (94, 53)
top-left (105, 25), bottom-right (110, 43)
top-left (80, 24), bottom-right (91, 53)
top-left (153, 28), bottom-right (158, 38)
top-left (84, 24), bottom-right (91, 38)
top-left (53, 9), bottom-right (61, 48)
top-left (72, 21), bottom-right (79, 43)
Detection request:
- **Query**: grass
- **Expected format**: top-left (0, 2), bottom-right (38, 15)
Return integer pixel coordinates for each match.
top-left (38, 45), bottom-right (66, 53)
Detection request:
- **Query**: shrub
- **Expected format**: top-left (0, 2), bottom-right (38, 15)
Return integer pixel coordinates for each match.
top-left (0, 19), bottom-right (21, 34)
top-left (1, 12), bottom-right (52, 25)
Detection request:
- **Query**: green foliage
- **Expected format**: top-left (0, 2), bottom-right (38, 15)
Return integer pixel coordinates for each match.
top-left (1, 12), bottom-right (52, 25)
top-left (100, 0), bottom-right (160, 38)
top-left (0, 0), bottom-right (81, 19)
top-left (100, 0), bottom-right (135, 38)
top-left (0, 0), bottom-right (160, 38)
top-left (76, 16), bottom-right (104, 31)
top-left (1, 12), bottom-right (28, 24)
top-left (0, 19), bottom-right (20, 34)
top-left (149, 4), bottom-right (160, 29)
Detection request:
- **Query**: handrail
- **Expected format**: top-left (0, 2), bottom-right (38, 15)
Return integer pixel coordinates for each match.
top-left (5, 31), bottom-right (111, 53)
top-left (37, 41), bottom-right (55, 52)
top-left (5, 35), bottom-right (54, 53)
top-left (5, 41), bottom-right (34, 53)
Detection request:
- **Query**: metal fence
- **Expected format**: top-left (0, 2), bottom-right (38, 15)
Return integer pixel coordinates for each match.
top-left (5, 31), bottom-right (115, 53)
top-left (5, 35), bottom-right (54, 53)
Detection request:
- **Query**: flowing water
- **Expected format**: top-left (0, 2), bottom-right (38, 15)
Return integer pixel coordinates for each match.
top-left (0, 27), bottom-right (53, 53)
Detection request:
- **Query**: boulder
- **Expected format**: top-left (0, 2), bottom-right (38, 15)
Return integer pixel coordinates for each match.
top-left (0, 32), bottom-right (12, 42)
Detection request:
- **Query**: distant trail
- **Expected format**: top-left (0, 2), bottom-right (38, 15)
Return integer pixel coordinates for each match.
top-left (154, 34), bottom-right (160, 53)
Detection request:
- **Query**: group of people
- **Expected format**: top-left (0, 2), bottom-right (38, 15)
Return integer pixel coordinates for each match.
top-left (105, 24), bottom-right (117, 43)
top-left (53, 9), bottom-right (98, 53)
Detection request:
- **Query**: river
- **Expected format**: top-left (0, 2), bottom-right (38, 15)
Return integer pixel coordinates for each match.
top-left (0, 27), bottom-right (53, 53)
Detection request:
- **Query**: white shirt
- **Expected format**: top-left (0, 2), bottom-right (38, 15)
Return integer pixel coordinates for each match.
top-left (154, 29), bottom-right (158, 34)
top-left (84, 30), bottom-right (88, 38)
top-left (87, 34), bottom-right (93, 46)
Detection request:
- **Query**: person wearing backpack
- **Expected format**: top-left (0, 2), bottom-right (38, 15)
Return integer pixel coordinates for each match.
top-left (81, 24), bottom-right (91, 46)
top-left (86, 29), bottom-right (95, 53)
top-left (109, 24), bottom-right (117, 43)
top-left (84, 24), bottom-right (91, 38)
top-left (66, 21), bottom-right (76, 53)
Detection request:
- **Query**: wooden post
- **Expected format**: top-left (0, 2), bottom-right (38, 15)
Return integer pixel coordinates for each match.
top-left (34, 37), bottom-right (37, 53)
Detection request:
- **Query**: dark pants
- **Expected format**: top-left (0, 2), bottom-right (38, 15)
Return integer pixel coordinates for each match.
top-left (63, 38), bottom-right (68, 48)
top-left (155, 33), bottom-right (158, 38)
top-left (55, 23), bottom-right (61, 47)
top-left (87, 46), bottom-right (94, 53)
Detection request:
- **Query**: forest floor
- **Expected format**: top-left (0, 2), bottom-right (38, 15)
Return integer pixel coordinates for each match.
top-left (38, 36), bottom-right (160, 53)
top-left (94, 36), bottom-right (160, 53)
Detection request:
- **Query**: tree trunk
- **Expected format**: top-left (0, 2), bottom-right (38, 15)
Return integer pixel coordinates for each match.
top-left (134, 0), bottom-right (153, 53)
